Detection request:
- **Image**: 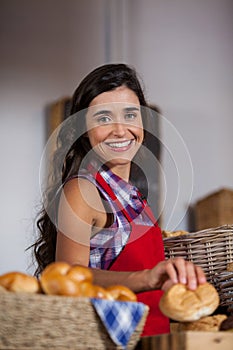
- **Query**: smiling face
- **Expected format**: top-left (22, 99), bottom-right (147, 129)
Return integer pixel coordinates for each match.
top-left (86, 86), bottom-right (144, 178)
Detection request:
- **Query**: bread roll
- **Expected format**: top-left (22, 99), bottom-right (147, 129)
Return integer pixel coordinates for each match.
top-left (162, 230), bottom-right (189, 238)
top-left (40, 262), bottom-right (137, 301)
top-left (93, 285), bottom-right (113, 300)
top-left (226, 262), bottom-right (233, 272)
top-left (67, 265), bottom-right (93, 284)
top-left (0, 272), bottom-right (40, 293)
top-left (0, 263), bottom-right (138, 301)
top-left (159, 283), bottom-right (219, 322)
top-left (40, 262), bottom-right (71, 277)
top-left (106, 285), bottom-right (137, 302)
top-left (40, 274), bottom-right (81, 296)
top-left (178, 314), bottom-right (227, 332)
top-left (40, 262), bottom-right (92, 296)
top-left (77, 282), bottom-right (101, 298)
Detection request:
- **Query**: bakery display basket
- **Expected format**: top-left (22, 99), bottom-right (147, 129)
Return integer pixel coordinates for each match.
top-left (163, 225), bottom-right (233, 288)
top-left (213, 271), bottom-right (233, 313)
top-left (0, 292), bottom-right (148, 350)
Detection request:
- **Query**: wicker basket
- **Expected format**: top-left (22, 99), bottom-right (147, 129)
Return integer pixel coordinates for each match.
top-left (163, 225), bottom-right (233, 287)
top-left (213, 271), bottom-right (233, 311)
top-left (195, 188), bottom-right (233, 230)
top-left (0, 292), bottom-right (148, 350)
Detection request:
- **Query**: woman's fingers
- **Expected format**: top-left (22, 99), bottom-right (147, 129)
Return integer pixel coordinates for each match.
top-left (165, 258), bottom-right (206, 290)
top-left (161, 279), bottom-right (174, 292)
top-left (195, 265), bottom-right (207, 284)
top-left (166, 257), bottom-right (187, 284)
top-left (151, 258), bottom-right (206, 291)
top-left (186, 261), bottom-right (197, 290)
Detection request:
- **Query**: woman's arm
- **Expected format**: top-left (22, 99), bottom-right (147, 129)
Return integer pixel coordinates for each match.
top-left (90, 258), bottom-right (206, 293)
top-left (56, 232), bottom-right (90, 266)
top-left (57, 235), bottom-right (206, 293)
top-left (56, 177), bottom-right (102, 265)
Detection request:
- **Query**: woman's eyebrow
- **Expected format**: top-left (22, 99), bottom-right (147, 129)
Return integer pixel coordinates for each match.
top-left (123, 107), bottom-right (140, 112)
top-left (93, 109), bottom-right (111, 117)
top-left (92, 106), bottom-right (140, 117)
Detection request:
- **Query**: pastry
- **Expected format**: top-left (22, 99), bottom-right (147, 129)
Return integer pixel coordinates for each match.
top-left (159, 282), bottom-right (219, 322)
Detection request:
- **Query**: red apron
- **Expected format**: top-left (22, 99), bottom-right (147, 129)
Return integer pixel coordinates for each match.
top-left (95, 172), bottom-right (170, 336)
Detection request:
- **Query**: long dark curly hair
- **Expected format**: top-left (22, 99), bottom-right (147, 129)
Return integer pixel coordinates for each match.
top-left (30, 63), bottom-right (151, 277)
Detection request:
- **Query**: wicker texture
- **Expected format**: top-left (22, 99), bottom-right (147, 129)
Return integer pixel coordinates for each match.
top-left (0, 292), bottom-right (148, 350)
top-left (213, 271), bottom-right (233, 311)
top-left (163, 225), bottom-right (233, 287)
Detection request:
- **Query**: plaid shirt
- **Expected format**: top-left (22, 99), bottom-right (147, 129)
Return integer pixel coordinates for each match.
top-left (78, 160), bottom-right (153, 270)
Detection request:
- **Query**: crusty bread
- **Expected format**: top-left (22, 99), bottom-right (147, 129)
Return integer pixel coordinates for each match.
top-left (226, 262), bottom-right (233, 272)
top-left (178, 314), bottom-right (227, 332)
top-left (159, 283), bottom-right (219, 322)
top-left (0, 272), bottom-right (40, 293)
top-left (40, 274), bottom-right (81, 296)
top-left (0, 262), bottom-right (137, 301)
top-left (67, 265), bottom-right (93, 283)
top-left (162, 230), bottom-right (189, 238)
top-left (40, 262), bottom-right (95, 297)
top-left (106, 285), bottom-right (137, 302)
top-left (40, 262), bottom-right (137, 301)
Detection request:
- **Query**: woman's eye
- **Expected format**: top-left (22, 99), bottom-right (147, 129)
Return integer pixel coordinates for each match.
top-left (97, 115), bottom-right (111, 124)
top-left (125, 113), bottom-right (137, 121)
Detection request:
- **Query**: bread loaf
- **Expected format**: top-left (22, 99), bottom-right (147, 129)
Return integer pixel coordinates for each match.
top-left (226, 262), bottom-right (233, 272)
top-left (106, 285), bottom-right (137, 302)
top-left (0, 262), bottom-right (137, 301)
top-left (159, 282), bottom-right (219, 322)
top-left (162, 230), bottom-right (189, 238)
top-left (40, 262), bottom-right (93, 296)
top-left (40, 262), bottom-right (137, 301)
top-left (178, 314), bottom-right (227, 332)
top-left (0, 272), bottom-right (40, 293)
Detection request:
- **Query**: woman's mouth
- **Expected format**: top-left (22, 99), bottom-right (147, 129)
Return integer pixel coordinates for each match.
top-left (105, 139), bottom-right (134, 152)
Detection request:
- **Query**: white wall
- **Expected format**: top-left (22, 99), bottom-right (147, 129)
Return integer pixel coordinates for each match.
top-left (0, 0), bottom-right (232, 274)
top-left (0, 0), bottom-right (107, 274)
top-left (124, 0), bottom-right (233, 230)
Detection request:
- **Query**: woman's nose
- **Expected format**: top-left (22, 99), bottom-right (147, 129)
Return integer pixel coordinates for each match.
top-left (112, 122), bottom-right (127, 137)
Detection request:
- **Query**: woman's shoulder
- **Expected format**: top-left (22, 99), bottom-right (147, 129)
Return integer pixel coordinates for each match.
top-left (64, 166), bottom-right (97, 191)
top-left (63, 176), bottom-right (99, 203)
top-left (62, 175), bottom-right (106, 221)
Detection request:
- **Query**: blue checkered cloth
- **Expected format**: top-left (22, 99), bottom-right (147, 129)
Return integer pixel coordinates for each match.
top-left (91, 298), bottom-right (146, 348)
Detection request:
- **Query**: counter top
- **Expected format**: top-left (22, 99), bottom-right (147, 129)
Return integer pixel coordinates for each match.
top-left (134, 331), bottom-right (233, 350)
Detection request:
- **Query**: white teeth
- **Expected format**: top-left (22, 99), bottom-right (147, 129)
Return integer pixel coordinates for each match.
top-left (107, 140), bottom-right (132, 148)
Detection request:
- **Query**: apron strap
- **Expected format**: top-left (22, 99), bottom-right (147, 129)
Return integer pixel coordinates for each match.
top-left (95, 171), bottom-right (133, 223)
top-left (95, 171), bottom-right (158, 226)
top-left (135, 188), bottom-right (159, 226)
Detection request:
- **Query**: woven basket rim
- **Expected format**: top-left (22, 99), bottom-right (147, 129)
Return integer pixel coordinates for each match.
top-left (0, 289), bottom-right (148, 304)
top-left (163, 224), bottom-right (233, 242)
top-left (163, 225), bottom-right (233, 294)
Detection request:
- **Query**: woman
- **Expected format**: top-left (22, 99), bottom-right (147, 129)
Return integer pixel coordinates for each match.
top-left (33, 63), bottom-right (206, 336)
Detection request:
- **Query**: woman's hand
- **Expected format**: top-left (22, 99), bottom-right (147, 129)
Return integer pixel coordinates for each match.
top-left (148, 257), bottom-right (206, 292)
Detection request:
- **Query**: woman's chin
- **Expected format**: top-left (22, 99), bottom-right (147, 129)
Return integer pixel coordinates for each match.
top-left (105, 158), bottom-right (132, 167)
